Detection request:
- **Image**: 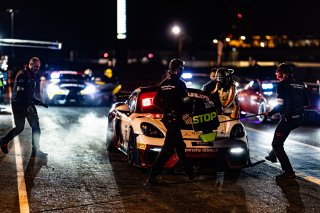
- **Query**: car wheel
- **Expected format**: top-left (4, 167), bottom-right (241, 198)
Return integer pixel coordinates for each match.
top-left (257, 102), bottom-right (266, 122)
top-left (106, 120), bottom-right (118, 152)
top-left (127, 130), bottom-right (138, 166)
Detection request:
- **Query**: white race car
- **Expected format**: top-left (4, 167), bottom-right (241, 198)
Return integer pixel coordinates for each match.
top-left (106, 86), bottom-right (250, 177)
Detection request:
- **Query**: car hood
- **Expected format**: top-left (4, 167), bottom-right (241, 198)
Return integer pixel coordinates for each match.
top-left (130, 113), bottom-right (236, 140)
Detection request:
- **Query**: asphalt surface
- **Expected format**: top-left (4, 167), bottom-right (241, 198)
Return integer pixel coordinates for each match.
top-left (0, 104), bottom-right (319, 212)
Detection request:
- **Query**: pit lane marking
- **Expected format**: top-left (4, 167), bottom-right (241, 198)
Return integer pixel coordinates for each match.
top-left (246, 126), bottom-right (320, 186)
top-left (11, 113), bottom-right (30, 213)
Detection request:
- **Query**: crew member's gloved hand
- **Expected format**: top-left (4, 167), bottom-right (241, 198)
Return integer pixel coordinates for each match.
top-left (42, 103), bottom-right (49, 108)
top-left (263, 112), bottom-right (269, 117)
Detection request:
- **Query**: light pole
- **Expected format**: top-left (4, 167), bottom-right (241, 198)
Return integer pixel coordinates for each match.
top-left (6, 9), bottom-right (19, 58)
top-left (171, 25), bottom-right (181, 58)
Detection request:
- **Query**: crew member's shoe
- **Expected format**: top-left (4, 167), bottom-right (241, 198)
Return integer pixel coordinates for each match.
top-left (146, 175), bottom-right (169, 186)
top-left (265, 155), bottom-right (277, 163)
top-left (276, 172), bottom-right (296, 180)
top-left (0, 139), bottom-right (9, 154)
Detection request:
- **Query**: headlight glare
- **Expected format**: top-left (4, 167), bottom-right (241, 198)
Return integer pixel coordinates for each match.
top-left (268, 99), bottom-right (278, 108)
top-left (150, 147), bottom-right (162, 152)
top-left (230, 147), bottom-right (245, 154)
top-left (47, 83), bottom-right (66, 99)
top-left (81, 84), bottom-right (96, 95)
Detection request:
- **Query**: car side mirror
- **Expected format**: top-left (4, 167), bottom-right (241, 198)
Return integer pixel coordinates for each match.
top-left (117, 104), bottom-right (130, 113)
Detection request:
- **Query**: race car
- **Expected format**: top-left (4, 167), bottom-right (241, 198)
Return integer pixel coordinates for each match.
top-left (304, 82), bottom-right (320, 125)
top-left (40, 70), bottom-right (120, 106)
top-left (106, 86), bottom-right (250, 177)
top-left (237, 79), bottom-right (280, 122)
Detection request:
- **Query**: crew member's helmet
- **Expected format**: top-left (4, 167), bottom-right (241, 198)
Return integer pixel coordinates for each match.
top-left (215, 68), bottom-right (234, 85)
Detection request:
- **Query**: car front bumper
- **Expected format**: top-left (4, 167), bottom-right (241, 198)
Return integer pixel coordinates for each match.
top-left (136, 135), bottom-right (249, 169)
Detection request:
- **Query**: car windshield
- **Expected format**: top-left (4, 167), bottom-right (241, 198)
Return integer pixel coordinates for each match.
top-left (49, 71), bottom-right (85, 82)
top-left (181, 73), bottom-right (209, 89)
top-left (59, 74), bottom-right (85, 81)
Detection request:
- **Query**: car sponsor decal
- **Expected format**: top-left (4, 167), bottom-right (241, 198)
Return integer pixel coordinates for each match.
top-left (192, 112), bottom-right (217, 124)
top-left (185, 148), bottom-right (218, 152)
top-left (191, 141), bottom-right (214, 146)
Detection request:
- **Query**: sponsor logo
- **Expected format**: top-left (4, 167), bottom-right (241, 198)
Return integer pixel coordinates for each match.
top-left (185, 148), bottom-right (218, 153)
top-left (192, 112), bottom-right (217, 124)
top-left (191, 142), bottom-right (214, 146)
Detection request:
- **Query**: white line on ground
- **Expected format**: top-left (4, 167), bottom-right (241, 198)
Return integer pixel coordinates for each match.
top-left (11, 110), bottom-right (30, 213)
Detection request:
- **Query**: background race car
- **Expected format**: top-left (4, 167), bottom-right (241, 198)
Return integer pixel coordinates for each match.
top-left (237, 79), bottom-right (280, 122)
top-left (304, 82), bottom-right (320, 125)
top-left (106, 86), bottom-right (250, 178)
top-left (40, 70), bottom-right (120, 106)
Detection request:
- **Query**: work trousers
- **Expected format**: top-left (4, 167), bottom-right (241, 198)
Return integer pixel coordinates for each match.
top-left (2, 102), bottom-right (41, 150)
top-left (150, 116), bottom-right (192, 177)
top-left (269, 116), bottom-right (303, 173)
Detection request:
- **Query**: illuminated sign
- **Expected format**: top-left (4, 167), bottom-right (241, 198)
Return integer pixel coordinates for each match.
top-left (117, 0), bottom-right (127, 39)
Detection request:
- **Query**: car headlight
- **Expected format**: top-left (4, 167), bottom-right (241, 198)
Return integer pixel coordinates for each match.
top-left (47, 83), bottom-right (67, 99)
top-left (267, 99), bottom-right (278, 108)
top-left (140, 122), bottom-right (164, 138)
top-left (230, 124), bottom-right (245, 139)
top-left (230, 147), bottom-right (245, 154)
top-left (80, 83), bottom-right (96, 95)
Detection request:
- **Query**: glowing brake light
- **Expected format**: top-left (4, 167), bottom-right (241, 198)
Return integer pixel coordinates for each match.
top-left (142, 98), bottom-right (153, 107)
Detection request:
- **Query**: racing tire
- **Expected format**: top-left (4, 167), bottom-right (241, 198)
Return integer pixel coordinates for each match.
top-left (127, 130), bottom-right (138, 166)
top-left (106, 120), bottom-right (118, 152)
top-left (257, 102), bottom-right (266, 123)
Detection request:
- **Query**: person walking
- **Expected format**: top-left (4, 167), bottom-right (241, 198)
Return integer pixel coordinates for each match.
top-left (1, 57), bottom-right (48, 157)
top-left (264, 63), bottom-right (309, 179)
top-left (146, 58), bottom-right (194, 185)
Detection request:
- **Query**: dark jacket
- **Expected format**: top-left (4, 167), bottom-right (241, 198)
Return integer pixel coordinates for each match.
top-left (153, 74), bottom-right (187, 116)
top-left (202, 80), bottom-right (222, 111)
top-left (11, 67), bottom-right (37, 106)
top-left (202, 80), bottom-right (217, 95)
top-left (269, 76), bottom-right (309, 117)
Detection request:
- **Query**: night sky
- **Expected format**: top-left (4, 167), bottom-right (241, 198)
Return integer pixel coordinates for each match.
top-left (0, 0), bottom-right (319, 58)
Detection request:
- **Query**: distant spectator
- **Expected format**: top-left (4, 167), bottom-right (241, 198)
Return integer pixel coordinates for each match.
top-left (248, 57), bottom-right (261, 78)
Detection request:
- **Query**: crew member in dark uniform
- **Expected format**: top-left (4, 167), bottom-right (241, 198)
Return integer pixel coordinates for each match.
top-left (146, 58), bottom-right (194, 185)
top-left (264, 63), bottom-right (309, 179)
top-left (1, 57), bottom-right (48, 156)
top-left (202, 68), bottom-right (222, 113)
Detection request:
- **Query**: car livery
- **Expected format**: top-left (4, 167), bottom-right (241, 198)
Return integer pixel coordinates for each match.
top-left (106, 86), bottom-right (250, 176)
